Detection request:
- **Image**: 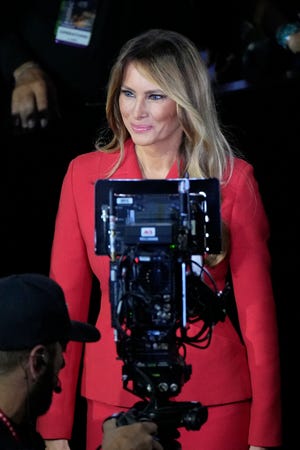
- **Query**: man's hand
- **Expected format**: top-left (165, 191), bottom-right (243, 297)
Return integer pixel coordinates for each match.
top-left (249, 446), bottom-right (267, 450)
top-left (45, 439), bottom-right (70, 450)
top-left (12, 61), bottom-right (59, 131)
top-left (102, 418), bottom-right (163, 450)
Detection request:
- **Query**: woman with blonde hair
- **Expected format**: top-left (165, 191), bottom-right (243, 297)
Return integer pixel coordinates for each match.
top-left (37, 29), bottom-right (282, 450)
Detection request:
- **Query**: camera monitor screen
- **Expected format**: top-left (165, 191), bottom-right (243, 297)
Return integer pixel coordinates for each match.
top-left (95, 178), bottom-right (221, 256)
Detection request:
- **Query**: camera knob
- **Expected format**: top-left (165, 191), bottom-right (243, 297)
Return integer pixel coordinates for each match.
top-left (158, 382), bottom-right (169, 392)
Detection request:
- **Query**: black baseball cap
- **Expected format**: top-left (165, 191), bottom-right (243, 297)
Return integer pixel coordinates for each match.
top-left (0, 273), bottom-right (101, 350)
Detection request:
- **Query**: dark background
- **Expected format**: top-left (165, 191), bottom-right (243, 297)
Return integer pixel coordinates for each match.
top-left (218, 77), bottom-right (298, 450)
top-left (0, 1), bottom-right (298, 445)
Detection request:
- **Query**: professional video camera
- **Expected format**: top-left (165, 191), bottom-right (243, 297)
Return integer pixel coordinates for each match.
top-left (95, 177), bottom-right (228, 449)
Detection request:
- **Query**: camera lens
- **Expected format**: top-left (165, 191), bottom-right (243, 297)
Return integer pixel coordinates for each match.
top-left (182, 405), bottom-right (208, 430)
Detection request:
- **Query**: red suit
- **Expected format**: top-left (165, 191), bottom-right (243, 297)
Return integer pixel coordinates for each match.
top-left (37, 139), bottom-right (281, 449)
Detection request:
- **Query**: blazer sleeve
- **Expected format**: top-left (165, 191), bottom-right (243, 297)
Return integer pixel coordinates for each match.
top-left (227, 160), bottom-right (282, 445)
top-left (37, 158), bottom-right (93, 439)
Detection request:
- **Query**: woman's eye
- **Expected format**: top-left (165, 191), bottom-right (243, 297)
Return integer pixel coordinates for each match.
top-left (120, 89), bottom-right (167, 101)
top-left (121, 89), bottom-right (134, 97)
top-left (149, 94), bottom-right (166, 100)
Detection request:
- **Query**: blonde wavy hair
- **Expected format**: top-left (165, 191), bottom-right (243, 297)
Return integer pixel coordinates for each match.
top-left (96, 28), bottom-right (237, 264)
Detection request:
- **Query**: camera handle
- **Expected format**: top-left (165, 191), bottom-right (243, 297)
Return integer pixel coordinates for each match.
top-left (114, 399), bottom-right (208, 450)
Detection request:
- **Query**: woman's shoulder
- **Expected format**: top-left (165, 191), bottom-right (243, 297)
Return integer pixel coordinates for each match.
top-left (221, 156), bottom-right (262, 212)
top-left (70, 139), bottom-right (133, 170)
top-left (72, 148), bottom-right (116, 165)
top-left (229, 155), bottom-right (255, 183)
top-left (68, 148), bottom-right (119, 177)
top-left (222, 155), bottom-right (256, 194)
top-left (69, 139), bottom-right (135, 178)
top-left (232, 155), bottom-right (253, 172)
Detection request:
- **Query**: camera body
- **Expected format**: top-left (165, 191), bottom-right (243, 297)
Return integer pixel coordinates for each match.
top-left (95, 178), bottom-right (224, 434)
top-left (110, 245), bottom-right (191, 400)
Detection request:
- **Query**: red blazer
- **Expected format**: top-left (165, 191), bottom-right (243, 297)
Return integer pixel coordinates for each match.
top-left (37, 139), bottom-right (281, 446)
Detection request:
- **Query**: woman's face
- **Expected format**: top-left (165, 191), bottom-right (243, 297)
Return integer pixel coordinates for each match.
top-left (119, 62), bottom-right (182, 149)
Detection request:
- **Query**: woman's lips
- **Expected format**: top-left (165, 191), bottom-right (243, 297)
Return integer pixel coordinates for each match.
top-left (131, 124), bottom-right (152, 133)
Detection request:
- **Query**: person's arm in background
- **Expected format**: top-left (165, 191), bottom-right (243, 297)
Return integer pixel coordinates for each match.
top-left (0, 0), bottom-right (60, 131)
top-left (11, 61), bottom-right (58, 129)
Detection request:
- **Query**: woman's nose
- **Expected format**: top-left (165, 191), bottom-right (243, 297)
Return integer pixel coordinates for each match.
top-left (132, 98), bottom-right (148, 118)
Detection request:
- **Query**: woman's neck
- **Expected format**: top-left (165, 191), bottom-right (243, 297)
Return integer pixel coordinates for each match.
top-left (135, 144), bottom-right (180, 179)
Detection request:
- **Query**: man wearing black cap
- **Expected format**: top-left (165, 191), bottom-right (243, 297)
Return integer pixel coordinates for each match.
top-left (0, 273), bottom-right (162, 450)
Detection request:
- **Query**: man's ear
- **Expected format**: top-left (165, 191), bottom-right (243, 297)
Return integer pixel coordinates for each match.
top-left (29, 345), bottom-right (48, 377)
